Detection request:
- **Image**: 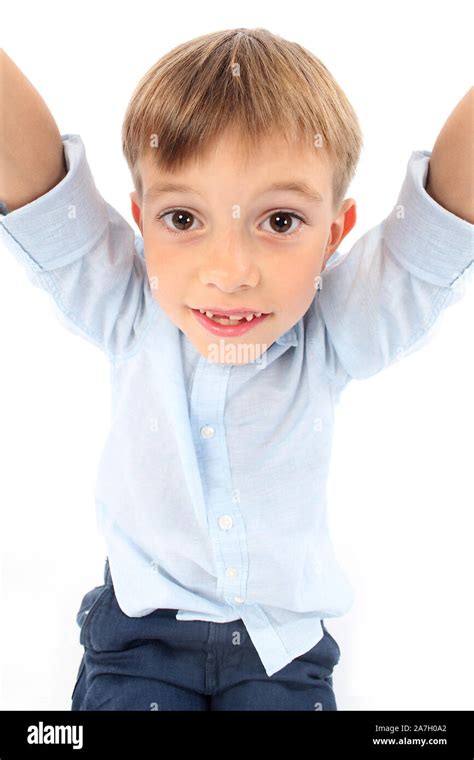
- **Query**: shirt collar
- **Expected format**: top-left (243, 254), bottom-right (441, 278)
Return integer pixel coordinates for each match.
top-left (275, 324), bottom-right (299, 347)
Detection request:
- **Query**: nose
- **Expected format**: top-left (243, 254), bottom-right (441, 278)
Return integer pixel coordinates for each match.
top-left (199, 238), bottom-right (260, 292)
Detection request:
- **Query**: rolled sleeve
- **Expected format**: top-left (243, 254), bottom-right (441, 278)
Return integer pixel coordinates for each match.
top-left (0, 133), bottom-right (108, 272)
top-left (0, 133), bottom-right (154, 359)
top-left (383, 150), bottom-right (474, 288)
top-left (318, 148), bottom-right (473, 382)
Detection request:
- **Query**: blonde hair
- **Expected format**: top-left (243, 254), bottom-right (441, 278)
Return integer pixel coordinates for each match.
top-left (122, 27), bottom-right (363, 212)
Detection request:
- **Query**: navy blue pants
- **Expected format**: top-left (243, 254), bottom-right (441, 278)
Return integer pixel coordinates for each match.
top-left (71, 557), bottom-right (341, 711)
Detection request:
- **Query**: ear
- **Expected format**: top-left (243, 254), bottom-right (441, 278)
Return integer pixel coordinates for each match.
top-left (321, 199), bottom-right (357, 270)
top-left (130, 191), bottom-right (142, 232)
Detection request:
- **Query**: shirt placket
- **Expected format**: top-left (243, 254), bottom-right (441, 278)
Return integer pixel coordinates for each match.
top-left (190, 357), bottom-right (250, 610)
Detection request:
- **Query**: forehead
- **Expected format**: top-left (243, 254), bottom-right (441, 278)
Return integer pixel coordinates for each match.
top-left (139, 127), bottom-right (333, 202)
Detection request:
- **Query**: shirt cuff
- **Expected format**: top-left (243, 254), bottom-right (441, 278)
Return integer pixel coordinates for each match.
top-left (383, 149), bottom-right (474, 288)
top-left (0, 133), bottom-right (109, 272)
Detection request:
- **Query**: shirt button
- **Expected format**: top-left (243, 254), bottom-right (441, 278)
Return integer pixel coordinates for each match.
top-left (225, 567), bottom-right (239, 577)
top-left (218, 515), bottom-right (233, 530)
top-left (200, 425), bottom-right (215, 439)
top-left (233, 596), bottom-right (245, 604)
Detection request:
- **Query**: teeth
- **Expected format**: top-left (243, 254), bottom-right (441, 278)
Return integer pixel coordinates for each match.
top-left (211, 315), bottom-right (245, 325)
top-left (199, 309), bottom-right (263, 322)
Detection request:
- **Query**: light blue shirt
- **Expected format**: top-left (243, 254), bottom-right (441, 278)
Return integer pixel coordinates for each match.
top-left (1, 134), bottom-right (472, 677)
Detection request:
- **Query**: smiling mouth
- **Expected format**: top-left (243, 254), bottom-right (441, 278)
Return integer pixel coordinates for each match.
top-left (200, 312), bottom-right (260, 325)
top-left (189, 307), bottom-right (271, 335)
top-left (191, 308), bottom-right (271, 325)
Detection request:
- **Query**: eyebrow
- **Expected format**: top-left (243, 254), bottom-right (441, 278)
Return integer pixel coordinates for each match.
top-left (143, 179), bottom-right (324, 204)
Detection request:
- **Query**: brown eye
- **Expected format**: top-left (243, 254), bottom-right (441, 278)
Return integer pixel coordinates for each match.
top-left (270, 212), bottom-right (293, 232)
top-left (156, 208), bottom-right (198, 235)
top-left (169, 210), bottom-right (194, 231)
top-left (261, 211), bottom-right (306, 236)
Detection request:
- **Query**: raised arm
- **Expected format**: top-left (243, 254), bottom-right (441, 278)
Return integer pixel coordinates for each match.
top-left (0, 49), bottom-right (67, 211)
top-left (426, 87), bottom-right (474, 224)
top-left (317, 91), bottom-right (473, 385)
top-left (0, 51), bottom-right (155, 360)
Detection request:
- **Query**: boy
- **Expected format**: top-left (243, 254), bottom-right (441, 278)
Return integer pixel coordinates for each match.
top-left (0, 29), bottom-right (472, 711)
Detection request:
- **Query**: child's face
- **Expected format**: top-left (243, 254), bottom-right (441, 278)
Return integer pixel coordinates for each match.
top-left (131, 128), bottom-right (356, 364)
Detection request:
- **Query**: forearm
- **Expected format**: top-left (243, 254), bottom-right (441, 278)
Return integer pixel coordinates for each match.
top-left (0, 49), bottom-right (66, 212)
top-left (425, 87), bottom-right (474, 224)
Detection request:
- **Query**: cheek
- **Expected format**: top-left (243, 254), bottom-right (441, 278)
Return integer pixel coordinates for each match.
top-left (144, 242), bottom-right (185, 283)
top-left (274, 250), bottom-right (323, 302)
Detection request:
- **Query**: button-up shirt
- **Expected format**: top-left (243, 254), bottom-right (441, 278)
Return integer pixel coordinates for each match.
top-left (1, 134), bottom-right (472, 676)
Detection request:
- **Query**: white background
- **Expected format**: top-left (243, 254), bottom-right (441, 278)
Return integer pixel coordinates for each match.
top-left (0, 0), bottom-right (472, 710)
